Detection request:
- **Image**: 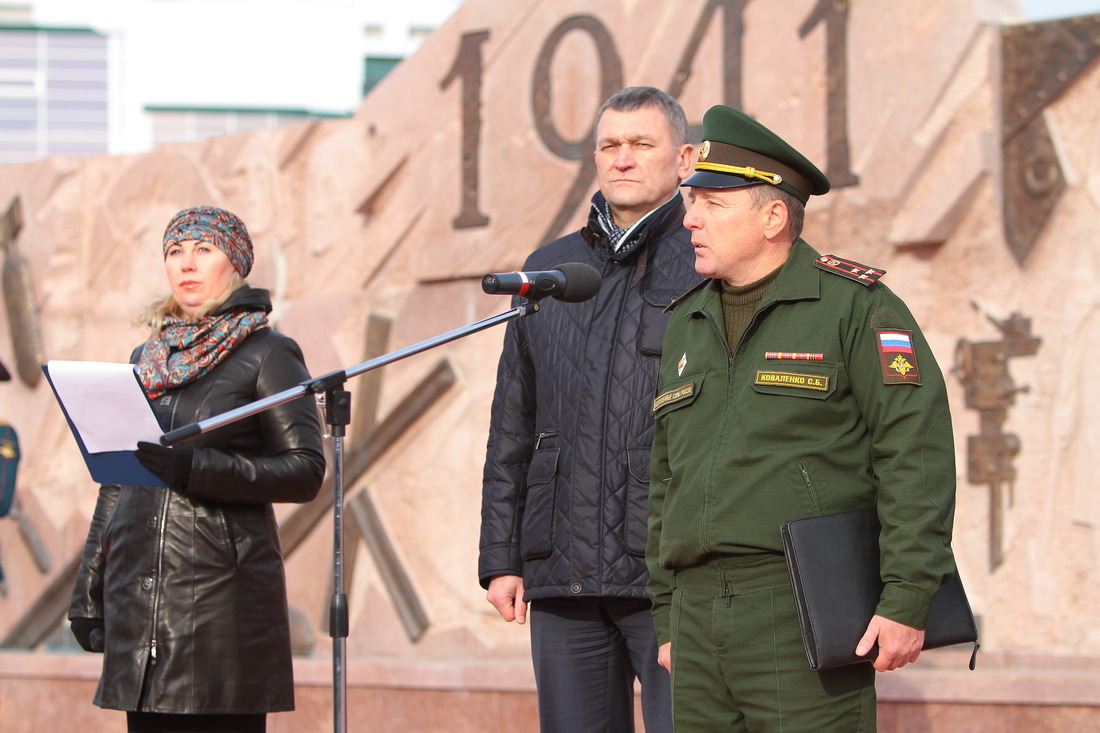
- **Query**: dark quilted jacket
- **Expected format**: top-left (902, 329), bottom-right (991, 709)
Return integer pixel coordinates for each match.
top-left (478, 192), bottom-right (701, 601)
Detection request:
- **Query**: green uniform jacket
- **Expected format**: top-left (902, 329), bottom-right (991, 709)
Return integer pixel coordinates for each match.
top-left (646, 239), bottom-right (956, 646)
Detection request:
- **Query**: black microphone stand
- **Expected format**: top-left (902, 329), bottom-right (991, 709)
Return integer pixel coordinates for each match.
top-left (160, 298), bottom-right (541, 733)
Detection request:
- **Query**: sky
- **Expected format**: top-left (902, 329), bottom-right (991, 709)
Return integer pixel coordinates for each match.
top-left (1017, 0), bottom-right (1100, 18)
top-left (22, 0), bottom-right (1100, 126)
top-left (30, 0), bottom-right (463, 113)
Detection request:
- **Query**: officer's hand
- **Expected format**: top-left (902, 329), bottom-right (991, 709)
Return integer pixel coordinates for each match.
top-left (486, 574), bottom-right (527, 624)
top-left (856, 614), bottom-right (924, 672)
top-left (70, 617), bottom-right (105, 653)
top-left (658, 642), bottom-right (671, 671)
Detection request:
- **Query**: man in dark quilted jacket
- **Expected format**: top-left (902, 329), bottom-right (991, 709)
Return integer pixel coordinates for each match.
top-left (478, 86), bottom-right (702, 733)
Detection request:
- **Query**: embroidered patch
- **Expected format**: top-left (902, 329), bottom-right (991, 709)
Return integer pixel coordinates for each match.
top-left (753, 370), bottom-right (830, 391)
top-left (813, 255), bottom-right (885, 286)
top-left (876, 330), bottom-right (922, 384)
top-left (677, 352), bottom-right (687, 376)
top-left (653, 382), bottom-right (695, 413)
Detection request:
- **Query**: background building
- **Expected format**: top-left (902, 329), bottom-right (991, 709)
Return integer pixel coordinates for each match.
top-left (0, 0), bottom-right (463, 162)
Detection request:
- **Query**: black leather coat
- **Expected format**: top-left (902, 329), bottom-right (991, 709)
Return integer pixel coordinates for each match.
top-left (69, 286), bottom-right (325, 714)
top-left (478, 193), bottom-right (701, 601)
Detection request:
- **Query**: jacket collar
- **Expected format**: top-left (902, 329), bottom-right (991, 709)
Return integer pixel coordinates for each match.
top-left (581, 191), bottom-right (686, 263)
top-left (680, 238), bottom-right (823, 316)
top-left (212, 285), bottom-right (273, 318)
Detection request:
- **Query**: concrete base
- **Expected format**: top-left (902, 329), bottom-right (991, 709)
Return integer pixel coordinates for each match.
top-left (3, 648), bottom-right (1100, 732)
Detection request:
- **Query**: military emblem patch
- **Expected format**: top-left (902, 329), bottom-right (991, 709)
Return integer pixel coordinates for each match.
top-left (876, 330), bottom-right (922, 384)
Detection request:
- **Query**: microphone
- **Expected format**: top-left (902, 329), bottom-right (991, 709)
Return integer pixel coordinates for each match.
top-left (481, 262), bottom-right (601, 303)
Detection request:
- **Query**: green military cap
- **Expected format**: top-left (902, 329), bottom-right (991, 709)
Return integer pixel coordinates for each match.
top-left (682, 105), bottom-right (831, 203)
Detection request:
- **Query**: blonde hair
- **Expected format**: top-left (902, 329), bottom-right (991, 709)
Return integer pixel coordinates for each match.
top-left (136, 274), bottom-right (246, 333)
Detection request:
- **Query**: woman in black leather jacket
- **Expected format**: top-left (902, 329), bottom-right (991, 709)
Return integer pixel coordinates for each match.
top-left (68, 206), bottom-right (325, 733)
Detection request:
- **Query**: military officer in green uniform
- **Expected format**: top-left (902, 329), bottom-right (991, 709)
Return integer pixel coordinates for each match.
top-left (645, 104), bottom-right (958, 731)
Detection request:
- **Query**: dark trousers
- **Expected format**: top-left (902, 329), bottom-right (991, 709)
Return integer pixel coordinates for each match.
top-left (530, 596), bottom-right (672, 733)
top-left (126, 712), bottom-right (266, 733)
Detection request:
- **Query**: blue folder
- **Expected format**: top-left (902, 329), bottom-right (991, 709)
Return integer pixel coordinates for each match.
top-left (43, 363), bottom-right (167, 487)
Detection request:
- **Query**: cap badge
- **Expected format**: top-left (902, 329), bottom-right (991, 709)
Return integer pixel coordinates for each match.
top-left (698, 140), bottom-right (711, 162)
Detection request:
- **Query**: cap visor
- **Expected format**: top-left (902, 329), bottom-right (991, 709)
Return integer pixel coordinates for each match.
top-left (681, 170), bottom-right (762, 190)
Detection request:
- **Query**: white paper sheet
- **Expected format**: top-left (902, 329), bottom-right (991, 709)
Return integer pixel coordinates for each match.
top-left (45, 360), bottom-right (164, 454)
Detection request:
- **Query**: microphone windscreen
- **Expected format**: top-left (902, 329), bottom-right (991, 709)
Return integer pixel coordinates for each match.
top-left (555, 262), bottom-right (601, 303)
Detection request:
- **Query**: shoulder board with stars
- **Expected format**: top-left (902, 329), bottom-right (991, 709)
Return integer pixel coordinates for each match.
top-left (813, 254), bottom-right (885, 286)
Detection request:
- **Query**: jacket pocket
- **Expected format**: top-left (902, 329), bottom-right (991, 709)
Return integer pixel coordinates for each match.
top-left (750, 362), bottom-right (838, 400)
top-left (520, 445), bottom-right (560, 560)
top-left (218, 509), bottom-right (241, 565)
top-left (638, 289), bottom-right (678, 357)
top-left (652, 373), bottom-right (705, 420)
top-left (624, 446), bottom-right (651, 557)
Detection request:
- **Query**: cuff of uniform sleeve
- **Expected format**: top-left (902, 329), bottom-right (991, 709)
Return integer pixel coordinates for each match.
top-left (876, 583), bottom-right (935, 629)
top-left (652, 607), bottom-right (671, 646)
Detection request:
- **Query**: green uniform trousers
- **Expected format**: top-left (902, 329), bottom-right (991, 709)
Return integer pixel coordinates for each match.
top-left (669, 555), bottom-right (876, 732)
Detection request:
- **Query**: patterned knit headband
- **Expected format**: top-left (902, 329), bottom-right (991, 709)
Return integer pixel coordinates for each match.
top-left (162, 205), bottom-right (254, 277)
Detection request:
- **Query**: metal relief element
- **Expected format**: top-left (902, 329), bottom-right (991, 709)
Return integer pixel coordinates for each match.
top-left (277, 315), bottom-right (454, 644)
top-left (0, 197), bottom-right (46, 388)
top-left (954, 307), bottom-right (1041, 570)
top-left (530, 15), bottom-right (623, 245)
top-left (0, 553), bottom-right (81, 649)
top-left (1001, 15), bottom-right (1100, 264)
top-left (1002, 117), bottom-right (1064, 264)
top-left (440, 30), bottom-right (492, 230)
top-left (799, 0), bottom-right (859, 188)
top-left (348, 490), bottom-right (429, 643)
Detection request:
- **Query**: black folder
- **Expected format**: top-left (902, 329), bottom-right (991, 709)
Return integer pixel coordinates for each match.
top-left (780, 506), bottom-right (979, 671)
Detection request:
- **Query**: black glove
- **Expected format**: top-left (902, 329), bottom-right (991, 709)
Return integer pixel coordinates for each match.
top-left (135, 441), bottom-right (194, 490)
top-left (70, 617), bottom-right (105, 653)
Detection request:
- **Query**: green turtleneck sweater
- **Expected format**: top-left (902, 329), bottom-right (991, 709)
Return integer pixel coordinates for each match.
top-left (719, 267), bottom-right (781, 348)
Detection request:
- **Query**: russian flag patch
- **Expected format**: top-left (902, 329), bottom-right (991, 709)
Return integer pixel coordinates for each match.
top-left (878, 332), bottom-right (914, 354)
top-left (875, 329), bottom-right (921, 384)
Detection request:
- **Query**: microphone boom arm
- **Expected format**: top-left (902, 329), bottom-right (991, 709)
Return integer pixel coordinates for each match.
top-left (160, 300), bottom-right (538, 446)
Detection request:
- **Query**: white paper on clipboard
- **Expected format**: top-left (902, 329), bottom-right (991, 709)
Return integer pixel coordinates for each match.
top-left (44, 360), bottom-right (164, 453)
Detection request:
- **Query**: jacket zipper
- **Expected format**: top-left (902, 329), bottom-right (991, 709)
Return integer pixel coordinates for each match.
top-left (149, 394), bottom-right (183, 666)
top-left (149, 490), bottom-right (170, 666)
top-left (798, 461), bottom-right (823, 514)
top-left (700, 309), bottom-right (736, 367)
top-left (534, 429), bottom-right (559, 450)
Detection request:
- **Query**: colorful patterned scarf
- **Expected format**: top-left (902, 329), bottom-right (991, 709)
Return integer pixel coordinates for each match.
top-left (137, 308), bottom-right (269, 399)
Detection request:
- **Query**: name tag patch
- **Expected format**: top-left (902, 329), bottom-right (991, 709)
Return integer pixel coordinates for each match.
top-left (653, 382), bottom-right (696, 413)
top-left (754, 370), bottom-right (830, 391)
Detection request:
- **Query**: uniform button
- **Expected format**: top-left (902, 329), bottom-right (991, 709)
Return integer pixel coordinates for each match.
top-left (141, 577), bottom-right (153, 591)
top-left (570, 583), bottom-right (582, 594)
top-left (146, 516), bottom-right (157, 530)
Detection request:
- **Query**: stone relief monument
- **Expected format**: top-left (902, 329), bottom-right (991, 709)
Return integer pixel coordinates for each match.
top-left (1, 0), bottom-right (1099, 730)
